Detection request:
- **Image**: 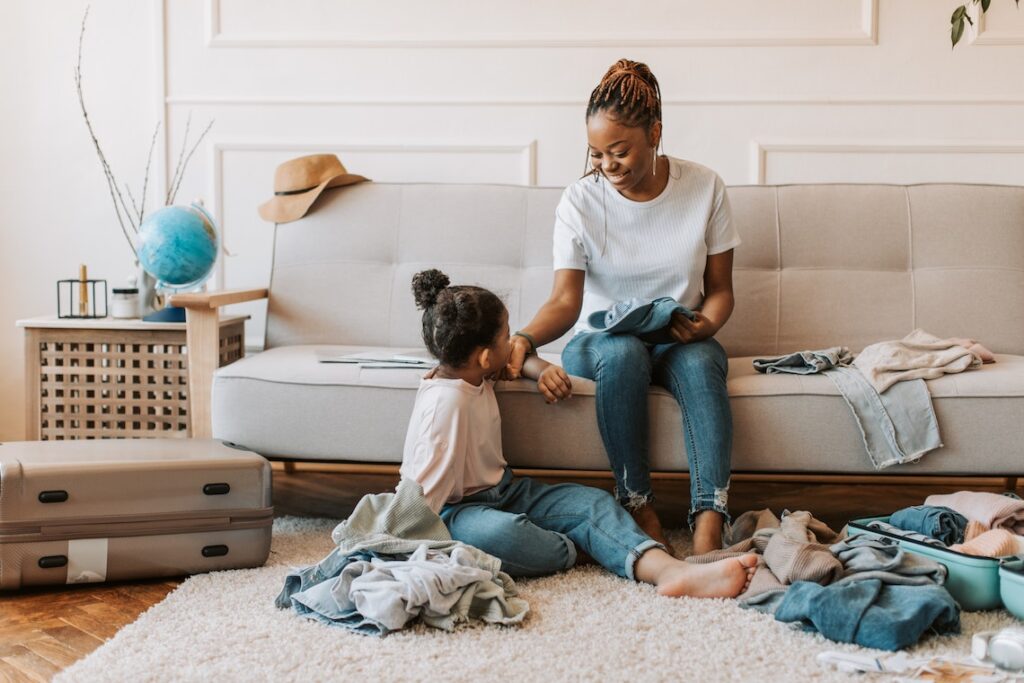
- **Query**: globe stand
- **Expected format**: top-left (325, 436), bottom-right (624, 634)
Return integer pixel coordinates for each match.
top-left (142, 306), bottom-right (186, 323)
top-left (143, 282), bottom-right (193, 323)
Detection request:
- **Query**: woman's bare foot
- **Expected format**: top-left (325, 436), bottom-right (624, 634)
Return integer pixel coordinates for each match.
top-left (691, 510), bottom-right (726, 555)
top-left (654, 554), bottom-right (758, 598)
top-left (630, 504), bottom-right (674, 554)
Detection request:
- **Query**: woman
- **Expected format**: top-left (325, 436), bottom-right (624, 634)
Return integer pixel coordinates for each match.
top-left (507, 59), bottom-right (741, 555)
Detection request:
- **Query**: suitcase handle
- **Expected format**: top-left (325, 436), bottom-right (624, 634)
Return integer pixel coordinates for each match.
top-left (38, 555), bottom-right (68, 569)
top-left (202, 483), bottom-right (231, 496)
top-left (38, 490), bottom-right (69, 503)
top-left (202, 545), bottom-right (229, 558)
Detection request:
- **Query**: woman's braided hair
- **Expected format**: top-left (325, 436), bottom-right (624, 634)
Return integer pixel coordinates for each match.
top-left (586, 59), bottom-right (662, 131)
top-left (411, 269), bottom-right (506, 367)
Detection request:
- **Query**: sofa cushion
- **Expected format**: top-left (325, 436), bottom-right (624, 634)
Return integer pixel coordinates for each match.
top-left (212, 346), bottom-right (1024, 475)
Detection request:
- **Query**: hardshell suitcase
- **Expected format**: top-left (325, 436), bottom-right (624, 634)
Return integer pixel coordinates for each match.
top-left (0, 439), bottom-right (273, 589)
top-left (848, 514), bottom-right (1010, 611)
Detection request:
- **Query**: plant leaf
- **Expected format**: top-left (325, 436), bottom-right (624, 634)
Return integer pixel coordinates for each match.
top-left (952, 17), bottom-right (966, 46)
top-left (952, 5), bottom-right (967, 22)
top-left (981, 0), bottom-right (991, 11)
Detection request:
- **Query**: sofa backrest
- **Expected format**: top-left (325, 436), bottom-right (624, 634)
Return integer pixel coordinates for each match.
top-left (265, 182), bottom-right (1024, 356)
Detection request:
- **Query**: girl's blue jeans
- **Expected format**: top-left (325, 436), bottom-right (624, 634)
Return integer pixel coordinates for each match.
top-left (560, 332), bottom-right (733, 528)
top-left (440, 468), bottom-right (662, 579)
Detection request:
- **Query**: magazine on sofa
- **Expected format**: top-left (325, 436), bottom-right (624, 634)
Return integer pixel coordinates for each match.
top-left (315, 349), bottom-right (437, 368)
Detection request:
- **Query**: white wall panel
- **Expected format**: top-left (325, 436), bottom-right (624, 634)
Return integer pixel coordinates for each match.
top-left (164, 0), bottom-right (1024, 103)
top-left (756, 142), bottom-right (1024, 185)
top-left (975, 3), bottom-right (1024, 45)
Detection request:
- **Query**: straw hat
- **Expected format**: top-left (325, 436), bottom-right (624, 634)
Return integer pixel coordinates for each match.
top-left (258, 154), bottom-right (369, 223)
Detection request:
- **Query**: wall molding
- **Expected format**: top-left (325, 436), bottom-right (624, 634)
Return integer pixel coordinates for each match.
top-left (206, 139), bottom-right (538, 284)
top-left (153, 0), bottom-right (168, 202)
top-left (973, 9), bottom-right (1024, 46)
top-left (204, 0), bottom-right (878, 48)
top-left (751, 140), bottom-right (1024, 184)
top-left (166, 95), bottom-right (1024, 107)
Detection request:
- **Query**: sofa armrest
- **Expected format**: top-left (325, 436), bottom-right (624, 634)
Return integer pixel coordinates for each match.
top-left (169, 288), bottom-right (268, 309)
top-left (168, 289), bottom-right (268, 438)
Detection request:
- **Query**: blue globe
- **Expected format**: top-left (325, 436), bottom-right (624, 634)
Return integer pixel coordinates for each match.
top-left (137, 203), bottom-right (219, 291)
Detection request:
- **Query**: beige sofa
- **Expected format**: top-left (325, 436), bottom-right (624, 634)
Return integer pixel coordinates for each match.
top-left (174, 182), bottom-right (1024, 478)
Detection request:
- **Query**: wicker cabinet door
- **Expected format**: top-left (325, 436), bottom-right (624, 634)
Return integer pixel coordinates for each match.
top-left (28, 322), bottom-right (243, 440)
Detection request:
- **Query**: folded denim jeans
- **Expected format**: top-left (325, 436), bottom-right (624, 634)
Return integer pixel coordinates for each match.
top-left (889, 505), bottom-right (967, 546)
top-left (752, 347), bottom-right (853, 375)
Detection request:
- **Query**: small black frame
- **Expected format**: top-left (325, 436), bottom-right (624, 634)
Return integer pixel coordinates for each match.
top-left (57, 279), bottom-right (108, 319)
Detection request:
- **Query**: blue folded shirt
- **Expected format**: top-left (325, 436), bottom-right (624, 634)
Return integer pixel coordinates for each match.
top-left (587, 297), bottom-right (696, 345)
top-left (889, 505), bottom-right (967, 546)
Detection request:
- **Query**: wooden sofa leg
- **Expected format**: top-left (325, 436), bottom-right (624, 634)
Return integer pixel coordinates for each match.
top-left (1006, 476), bottom-right (1019, 493)
top-left (282, 461), bottom-right (297, 474)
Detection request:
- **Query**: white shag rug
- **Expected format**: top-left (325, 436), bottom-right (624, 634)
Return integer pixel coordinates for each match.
top-left (55, 517), bottom-right (1022, 683)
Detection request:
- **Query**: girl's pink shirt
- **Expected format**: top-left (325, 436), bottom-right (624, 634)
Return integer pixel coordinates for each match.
top-left (399, 377), bottom-right (507, 513)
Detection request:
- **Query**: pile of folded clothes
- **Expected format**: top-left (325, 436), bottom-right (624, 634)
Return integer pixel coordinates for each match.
top-left (865, 491), bottom-right (1024, 558)
top-left (687, 509), bottom-right (960, 651)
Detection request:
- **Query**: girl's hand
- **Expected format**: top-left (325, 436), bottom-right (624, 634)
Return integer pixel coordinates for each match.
top-left (537, 365), bottom-right (572, 404)
top-left (669, 310), bottom-right (716, 345)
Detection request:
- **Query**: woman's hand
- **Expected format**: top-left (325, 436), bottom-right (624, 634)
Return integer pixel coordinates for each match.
top-left (503, 335), bottom-right (533, 380)
top-left (669, 310), bottom-right (717, 344)
top-left (537, 365), bottom-right (573, 404)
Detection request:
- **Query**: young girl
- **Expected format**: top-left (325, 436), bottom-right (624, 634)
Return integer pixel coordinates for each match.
top-left (400, 269), bottom-right (755, 597)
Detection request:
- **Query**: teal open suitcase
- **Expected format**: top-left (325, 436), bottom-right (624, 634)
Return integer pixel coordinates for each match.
top-left (1002, 558), bottom-right (1024, 619)
top-left (848, 515), bottom-right (1023, 616)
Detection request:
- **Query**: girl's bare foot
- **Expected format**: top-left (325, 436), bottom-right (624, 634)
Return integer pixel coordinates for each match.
top-left (654, 553), bottom-right (758, 598)
top-left (630, 504), bottom-right (675, 555)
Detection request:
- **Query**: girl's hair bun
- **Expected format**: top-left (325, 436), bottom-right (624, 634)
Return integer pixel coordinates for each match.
top-left (411, 269), bottom-right (450, 310)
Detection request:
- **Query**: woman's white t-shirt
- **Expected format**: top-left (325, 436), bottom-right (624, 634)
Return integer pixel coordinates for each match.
top-left (552, 156), bottom-right (741, 336)
top-left (400, 377), bottom-right (507, 514)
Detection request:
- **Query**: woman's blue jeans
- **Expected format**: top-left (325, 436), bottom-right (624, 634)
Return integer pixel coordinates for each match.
top-left (440, 468), bottom-right (662, 579)
top-left (560, 332), bottom-right (733, 528)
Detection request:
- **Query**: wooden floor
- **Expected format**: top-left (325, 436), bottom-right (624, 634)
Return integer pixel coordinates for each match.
top-left (1, 467), bottom-right (1016, 681)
